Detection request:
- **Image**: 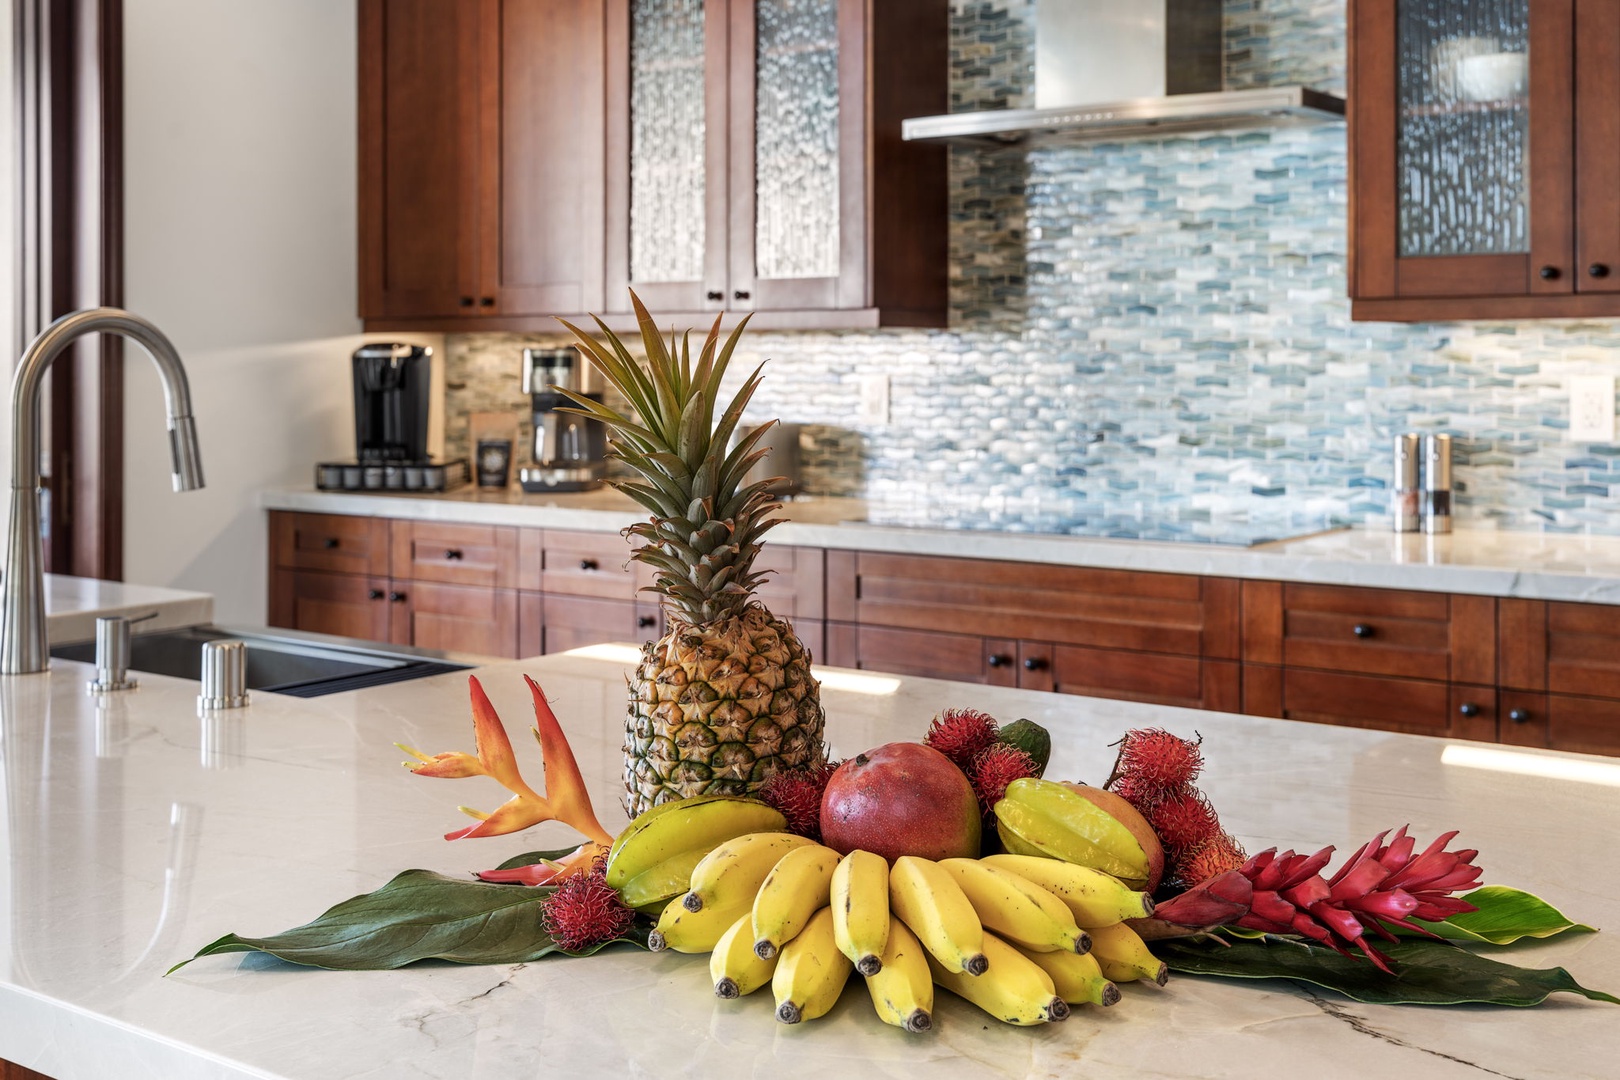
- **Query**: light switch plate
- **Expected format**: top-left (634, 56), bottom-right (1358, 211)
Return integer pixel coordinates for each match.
top-left (1569, 375), bottom-right (1616, 443)
top-left (857, 373), bottom-right (889, 424)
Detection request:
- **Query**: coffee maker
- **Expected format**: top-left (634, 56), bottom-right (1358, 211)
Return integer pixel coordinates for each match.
top-left (519, 347), bottom-right (606, 492)
top-left (314, 344), bottom-right (468, 492)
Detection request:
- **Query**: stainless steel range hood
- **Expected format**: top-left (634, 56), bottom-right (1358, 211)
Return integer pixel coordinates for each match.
top-left (903, 1), bottom-right (1345, 146)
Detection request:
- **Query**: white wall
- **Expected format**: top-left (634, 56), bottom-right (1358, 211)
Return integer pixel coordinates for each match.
top-left (123, 0), bottom-right (392, 624)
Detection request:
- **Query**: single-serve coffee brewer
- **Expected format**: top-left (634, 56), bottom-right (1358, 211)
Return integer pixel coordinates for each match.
top-left (519, 347), bottom-right (606, 493)
top-left (315, 343), bottom-right (468, 492)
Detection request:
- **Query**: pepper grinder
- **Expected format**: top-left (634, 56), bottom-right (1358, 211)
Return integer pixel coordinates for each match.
top-left (1391, 433), bottom-right (1421, 532)
top-left (1423, 433), bottom-right (1453, 534)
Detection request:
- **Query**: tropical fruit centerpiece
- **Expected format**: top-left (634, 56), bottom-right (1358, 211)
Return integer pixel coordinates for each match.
top-left (552, 296), bottom-right (826, 816)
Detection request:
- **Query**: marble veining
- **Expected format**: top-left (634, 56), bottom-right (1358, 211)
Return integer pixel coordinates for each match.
top-left (0, 652), bottom-right (1616, 1078)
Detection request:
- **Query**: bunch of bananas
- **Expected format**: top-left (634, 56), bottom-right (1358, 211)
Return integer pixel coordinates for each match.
top-left (611, 806), bottom-right (1166, 1031)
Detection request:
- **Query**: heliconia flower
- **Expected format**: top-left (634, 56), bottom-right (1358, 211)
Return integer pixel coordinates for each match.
top-left (474, 840), bottom-right (613, 886)
top-left (399, 675), bottom-right (614, 846)
top-left (1148, 825), bottom-right (1482, 974)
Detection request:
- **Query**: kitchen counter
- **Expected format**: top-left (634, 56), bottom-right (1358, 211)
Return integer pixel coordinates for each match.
top-left (1, 650), bottom-right (1616, 1079)
top-left (266, 486), bottom-right (1620, 605)
top-left (42, 575), bottom-right (213, 644)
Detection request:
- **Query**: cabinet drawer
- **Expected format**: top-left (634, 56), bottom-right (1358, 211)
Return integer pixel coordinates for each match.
top-left (271, 512), bottom-right (389, 576)
top-left (1251, 666), bottom-right (1498, 742)
top-left (1547, 601), bottom-right (1620, 700)
top-left (826, 625), bottom-right (1020, 687)
top-left (269, 569), bottom-right (391, 643)
top-left (1043, 646), bottom-right (1240, 713)
top-left (537, 531), bottom-right (636, 600)
top-left (400, 581), bottom-right (518, 658)
top-left (1278, 584), bottom-right (1494, 683)
top-left (391, 522), bottom-right (518, 588)
top-left (541, 594), bottom-right (638, 654)
top-left (1545, 695), bottom-right (1620, 757)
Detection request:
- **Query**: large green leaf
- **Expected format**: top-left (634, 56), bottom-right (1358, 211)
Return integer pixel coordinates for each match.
top-left (169, 869), bottom-right (647, 973)
top-left (1413, 885), bottom-right (1597, 945)
top-left (1157, 936), bottom-right (1619, 1006)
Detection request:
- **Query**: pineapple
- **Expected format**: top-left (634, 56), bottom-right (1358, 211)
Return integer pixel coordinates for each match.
top-left (555, 294), bottom-right (825, 816)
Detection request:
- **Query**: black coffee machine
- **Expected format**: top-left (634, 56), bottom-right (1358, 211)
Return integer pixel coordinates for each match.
top-left (314, 344), bottom-right (468, 492)
top-left (519, 347), bottom-right (606, 492)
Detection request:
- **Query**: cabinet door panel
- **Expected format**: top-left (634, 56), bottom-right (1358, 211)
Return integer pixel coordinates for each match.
top-left (272, 512), bottom-right (390, 576)
top-left (543, 595), bottom-right (638, 654)
top-left (391, 521), bottom-right (518, 588)
top-left (1546, 600), bottom-right (1620, 698)
top-left (1575, 0), bottom-right (1620, 292)
top-left (540, 531), bottom-right (636, 599)
top-left (1271, 668), bottom-right (1496, 741)
top-left (1545, 693), bottom-right (1620, 756)
top-left (271, 571), bottom-right (392, 644)
top-left (1049, 648), bottom-right (1239, 712)
top-left (403, 581), bottom-right (518, 658)
top-left (840, 625), bottom-right (1015, 685)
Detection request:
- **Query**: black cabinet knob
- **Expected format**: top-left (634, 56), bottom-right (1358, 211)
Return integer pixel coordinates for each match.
top-left (706, 290), bottom-right (723, 301)
top-left (579, 558), bottom-right (599, 571)
top-left (459, 296), bottom-right (474, 308)
top-left (323, 537), bottom-right (340, 549)
top-left (368, 589), bottom-right (385, 601)
top-left (479, 296), bottom-right (495, 307)
top-left (1022, 656), bottom-right (1049, 672)
top-left (1458, 702), bottom-right (1481, 717)
top-left (445, 549), bottom-right (463, 561)
top-left (1509, 708), bottom-right (1530, 724)
top-left (637, 615), bottom-right (657, 629)
top-left (1591, 264), bottom-right (1611, 279)
top-left (1352, 624), bottom-right (1373, 638)
top-left (1539, 265), bottom-right (1561, 280)
top-left (389, 591), bottom-right (407, 603)
top-left (987, 654), bottom-right (1009, 668)
top-left (733, 290), bottom-right (751, 301)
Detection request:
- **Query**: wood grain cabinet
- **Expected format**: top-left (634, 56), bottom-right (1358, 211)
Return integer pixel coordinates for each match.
top-left (1350, 0), bottom-right (1620, 320)
top-left (359, 0), bottom-right (606, 323)
top-left (603, 0), bottom-right (946, 328)
top-left (1494, 598), bottom-right (1620, 754)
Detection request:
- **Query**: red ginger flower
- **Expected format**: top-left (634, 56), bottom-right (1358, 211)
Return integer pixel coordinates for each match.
top-left (924, 708), bottom-right (1001, 769)
top-left (1151, 826), bottom-right (1482, 974)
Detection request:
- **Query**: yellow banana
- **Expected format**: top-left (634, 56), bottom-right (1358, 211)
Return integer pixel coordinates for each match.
top-left (927, 931), bottom-right (1070, 1026)
top-left (772, 907), bottom-right (852, 1024)
top-left (683, 831), bottom-right (817, 913)
top-left (831, 849), bottom-right (891, 975)
top-left (863, 917), bottom-right (933, 1033)
top-left (606, 796), bottom-right (787, 893)
top-left (1015, 943), bottom-right (1121, 1007)
top-left (938, 858), bottom-right (1090, 954)
top-left (753, 844), bottom-right (841, 959)
top-left (649, 889), bottom-right (752, 954)
top-left (711, 913), bottom-right (778, 999)
top-left (888, 856), bottom-right (988, 976)
top-left (981, 854), bottom-right (1154, 926)
top-left (1085, 921), bottom-right (1168, 986)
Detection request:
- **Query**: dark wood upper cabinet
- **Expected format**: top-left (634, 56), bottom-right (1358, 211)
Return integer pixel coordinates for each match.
top-left (360, 0), bottom-right (607, 324)
top-left (1350, 0), bottom-right (1620, 320)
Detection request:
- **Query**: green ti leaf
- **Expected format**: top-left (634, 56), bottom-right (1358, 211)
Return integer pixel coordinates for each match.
top-left (1157, 936), bottom-right (1620, 1007)
top-left (1413, 885), bottom-right (1598, 945)
top-left (168, 867), bottom-right (647, 973)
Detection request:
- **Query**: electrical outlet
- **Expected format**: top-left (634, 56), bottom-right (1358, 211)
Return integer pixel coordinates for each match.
top-left (857, 373), bottom-right (889, 424)
top-left (1570, 375), bottom-right (1616, 442)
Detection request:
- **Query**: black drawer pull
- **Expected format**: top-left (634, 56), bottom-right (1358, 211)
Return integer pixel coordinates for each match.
top-left (459, 296), bottom-right (474, 308)
top-left (579, 558), bottom-right (599, 571)
top-left (638, 615), bottom-right (657, 629)
top-left (445, 548), bottom-right (464, 561)
top-left (1539, 265), bottom-right (1561, 280)
top-left (368, 589), bottom-right (384, 601)
top-left (479, 296), bottom-right (495, 308)
top-left (1458, 702), bottom-right (1481, 717)
top-left (323, 537), bottom-right (340, 549)
top-left (706, 290), bottom-right (723, 301)
top-left (1509, 708), bottom-right (1531, 724)
top-left (1022, 656), bottom-right (1049, 672)
top-left (733, 289), bottom-right (751, 301)
top-left (987, 654), bottom-right (1010, 668)
top-left (389, 591), bottom-right (407, 603)
top-left (1352, 624), bottom-right (1373, 638)
top-left (1591, 263), bottom-right (1611, 279)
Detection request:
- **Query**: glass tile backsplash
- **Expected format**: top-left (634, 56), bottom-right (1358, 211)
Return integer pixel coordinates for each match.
top-left (445, 0), bottom-right (1620, 538)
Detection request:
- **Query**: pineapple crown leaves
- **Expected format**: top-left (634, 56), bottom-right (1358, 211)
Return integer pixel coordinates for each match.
top-left (552, 292), bottom-right (785, 623)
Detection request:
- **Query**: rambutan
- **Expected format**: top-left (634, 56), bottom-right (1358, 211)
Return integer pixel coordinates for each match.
top-left (924, 708), bottom-right (1001, 769)
top-left (1146, 789), bottom-right (1221, 854)
top-left (539, 865), bottom-right (638, 952)
top-left (1108, 771), bottom-right (1169, 812)
top-left (1174, 833), bottom-right (1249, 888)
top-left (968, 743), bottom-right (1039, 815)
top-left (1110, 728), bottom-right (1203, 792)
top-left (758, 761), bottom-right (840, 841)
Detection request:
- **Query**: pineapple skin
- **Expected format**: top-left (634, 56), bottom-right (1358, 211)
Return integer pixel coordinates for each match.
top-left (625, 604), bottom-right (825, 817)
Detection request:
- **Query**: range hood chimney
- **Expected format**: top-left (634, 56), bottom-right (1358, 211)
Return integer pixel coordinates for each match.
top-left (903, 1), bottom-right (1344, 145)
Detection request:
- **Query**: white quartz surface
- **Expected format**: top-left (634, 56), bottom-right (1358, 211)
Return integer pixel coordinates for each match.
top-left (43, 574), bottom-right (213, 644)
top-left (266, 486), bottom-right (1620, 605)
top-left (1, 652), bottom-right (1616, 1079)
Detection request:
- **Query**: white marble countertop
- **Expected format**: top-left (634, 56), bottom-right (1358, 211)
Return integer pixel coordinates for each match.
top-left (1, 650), bottom-right (1616, 1079)
top-left (43, 575), bottom-right (213, 644)
top-left (265, 486), bottom-right (1620, 605)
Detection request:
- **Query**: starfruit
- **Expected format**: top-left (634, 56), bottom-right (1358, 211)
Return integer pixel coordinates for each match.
top-left (993, 777), bottom-right (1153, 889)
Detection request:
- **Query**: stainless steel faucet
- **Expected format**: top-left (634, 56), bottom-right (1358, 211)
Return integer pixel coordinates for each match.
top-left (2, 308), bottom-right (205, 674)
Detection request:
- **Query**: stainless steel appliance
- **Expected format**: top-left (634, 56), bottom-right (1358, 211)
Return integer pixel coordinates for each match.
top-left (519, 347), bottom-right (606, 493)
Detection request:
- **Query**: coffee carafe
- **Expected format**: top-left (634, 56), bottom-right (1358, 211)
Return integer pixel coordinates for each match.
top-left (519, 347), bottom-right (606, 493)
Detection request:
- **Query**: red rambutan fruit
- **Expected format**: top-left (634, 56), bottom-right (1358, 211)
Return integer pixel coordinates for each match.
top-left (758, 763), bottom-right (839, 841)
top-left (1108, 771), bottom-right (1171, 813)
top-left (1173, 832), bottom-right (1249, 889)
top-left (539, 866), bottom-right (638, 952)
top-left (924, 708), bottom-right (1001, 769)
top-left (1112, 728), bottom-right (1204, 792)
top-left (1147, 789), bottom-right (1221, 854)
top-left (968, 743), bottom-right (1040, 815)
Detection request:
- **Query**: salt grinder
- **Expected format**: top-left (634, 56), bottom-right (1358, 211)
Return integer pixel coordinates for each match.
top-left (1392, 433), bottom-right (1421, 533)
top-left (1422, 433), bottom-right (1454, 534)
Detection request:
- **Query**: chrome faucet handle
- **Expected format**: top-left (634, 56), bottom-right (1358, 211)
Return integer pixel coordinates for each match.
top-left (89, 614), bottom-right (144, 693)
top-left (198, 640), bottom-right (249, 712)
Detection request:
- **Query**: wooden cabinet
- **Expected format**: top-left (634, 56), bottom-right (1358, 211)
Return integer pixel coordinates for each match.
top-left (1490, 598), bottom-right (1620, 754)
top-left (359, 0), bottom-right (605, 323)
top-left (602, 0), bottom-right (946, 328)
top-left (1350, 0), bottom-right (1620, 320)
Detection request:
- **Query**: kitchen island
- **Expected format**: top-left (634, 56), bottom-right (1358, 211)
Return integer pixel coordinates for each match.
top-left (1, 650), bottom-right (1616, 1079)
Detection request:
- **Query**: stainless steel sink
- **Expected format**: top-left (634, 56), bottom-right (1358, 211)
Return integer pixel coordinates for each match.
top-left (51, 625), bottom-right (470, 697)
